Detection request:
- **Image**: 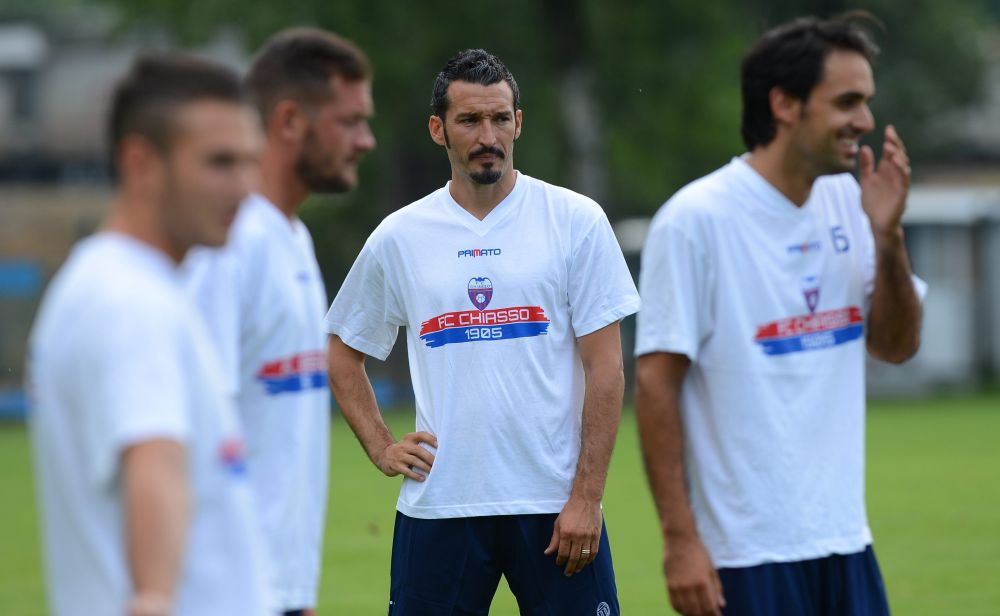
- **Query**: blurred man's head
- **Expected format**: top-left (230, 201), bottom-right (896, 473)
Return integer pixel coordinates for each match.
top-left (109, 54), bottom-right (261, 253)
top-left (428, 49), bottom-right (522, 186)
top-left (246, 28), bottom-right (375, 193)
top-left (741, 13), bottom-right (880, 176)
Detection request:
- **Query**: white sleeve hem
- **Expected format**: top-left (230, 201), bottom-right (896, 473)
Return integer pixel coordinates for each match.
top-left (912, 274), bottom-right (929, 301)
top-left (92, 426), bottom-right (189, 489)
top-left (573, 297), bottom-right (641, 338)
top-left (325, 322), bottom-right (393, 361)
top-left (116, 427), bottom-right (188, 451)
top-left (634, 340), bottom-right (697, 361)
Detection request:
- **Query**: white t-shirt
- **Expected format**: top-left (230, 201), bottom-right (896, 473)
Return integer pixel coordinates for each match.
top-left (325, 173), bottom-right (640, 519)
top-left (635, 157), bottom-right (927, 568)
top-left (28, 233), bottom-right (271, 616)
top-left (184, 194), bottom-right (330, 610)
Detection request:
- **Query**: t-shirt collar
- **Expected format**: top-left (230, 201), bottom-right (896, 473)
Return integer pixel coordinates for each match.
top-left (442, 170), bottom-right (525, 236)
top-left (730, 155), bottom-right (817, 215)
top-left (93, 231), bottom-right (182, 281)
top-left (246, 192), bottom-right (306, 237)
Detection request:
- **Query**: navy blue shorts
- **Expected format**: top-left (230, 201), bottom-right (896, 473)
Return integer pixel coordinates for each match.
top-left (388, 511), bottom-right (620, 615)
top-left (717, 546), bottom-right (890, 615)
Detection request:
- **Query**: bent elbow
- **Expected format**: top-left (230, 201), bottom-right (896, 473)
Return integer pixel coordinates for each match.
top-left (869, 333), bottom-right (921, 365)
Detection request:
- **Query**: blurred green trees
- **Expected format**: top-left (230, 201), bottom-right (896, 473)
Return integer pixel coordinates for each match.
top-left (30, 0), bottom-right (998, 289)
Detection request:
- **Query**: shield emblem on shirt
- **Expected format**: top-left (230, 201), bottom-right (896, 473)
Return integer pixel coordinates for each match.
top-left (801, 275), bottom-right (820, 314)
top-left (468, 277), bottom-right (493, 311)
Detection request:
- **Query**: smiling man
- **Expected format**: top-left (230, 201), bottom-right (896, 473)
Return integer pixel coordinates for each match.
top-left (635, 13), bottom-right (925, 616)
top-left (325, 49), bottom-right (639, 615)
top-left (183, 28), bottom-right (375, 616)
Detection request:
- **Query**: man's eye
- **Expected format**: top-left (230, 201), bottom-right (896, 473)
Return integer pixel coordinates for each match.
top-left (208, 154), bottom-right (236, 168)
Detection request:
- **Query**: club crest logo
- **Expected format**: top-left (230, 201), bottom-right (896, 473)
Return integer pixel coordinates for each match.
top-left (468, 277), bottom-right (493, 311)
top-left (801, 275), bottom-right (820, 314)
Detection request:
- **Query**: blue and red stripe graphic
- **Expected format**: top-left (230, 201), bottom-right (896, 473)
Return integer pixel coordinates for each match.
top-left (218, 438), bottom-right (247, 476)
top-left (753, 306), bottom-right (864, 355)
top-left (419, 306), bottom-right (550, 348)
top-left (255, 351), bottom-right (327, 395)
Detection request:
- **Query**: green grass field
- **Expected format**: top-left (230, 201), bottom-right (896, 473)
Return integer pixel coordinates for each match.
top-left (2, 392), bottom-right (998, 614)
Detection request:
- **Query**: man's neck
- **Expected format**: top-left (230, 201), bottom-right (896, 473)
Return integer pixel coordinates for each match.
top-left (104, 197), bottom-right (185, 264)
top-left (745, 145), bottom-right (816, 207)
top-left (449, 169), bottom-right (518, 221)
top-left (258, 147), bottom-right (307, 221)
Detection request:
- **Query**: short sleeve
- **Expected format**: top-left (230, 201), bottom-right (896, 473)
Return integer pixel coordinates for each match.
top-left (567, 213), bottom-right (641, 337)
top-left (634, 215), bottom-right (714, 359)
top-left (324, 241), bottom-right (403, 360)
top-left (80, 313), bottom-right (191, 489)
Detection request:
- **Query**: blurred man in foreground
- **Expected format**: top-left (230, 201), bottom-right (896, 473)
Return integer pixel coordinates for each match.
top-left (28, 55), bottom-right (269, 616)
top-left (183, 28), bottom-right (375, 616)
top-left (636, 13), bottom-right (925, 616)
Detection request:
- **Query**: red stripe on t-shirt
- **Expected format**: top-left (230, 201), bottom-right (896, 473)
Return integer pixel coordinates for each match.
top-left (419, 306), bottom-right (549, 336)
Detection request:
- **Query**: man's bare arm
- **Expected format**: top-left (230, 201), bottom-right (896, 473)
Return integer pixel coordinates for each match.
top-left (865, 228), bottom-right (922, 363)
top-left (122, 439), bottom-right (188, 616)
top-left (859, 125), bottom-right (922, 363)
top-left (327, 335), bottom-right (436, 481)
top-left (544, 321), bottom-right (624, 576)
top-left (636, 352), bottom-right (724, 616)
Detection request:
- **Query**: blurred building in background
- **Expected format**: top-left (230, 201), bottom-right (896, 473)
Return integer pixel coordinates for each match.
top-left (0, 17), bottom-right (247, 416)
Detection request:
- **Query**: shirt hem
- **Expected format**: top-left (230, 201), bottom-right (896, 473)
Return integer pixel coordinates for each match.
top-left (396, 499), bottom-right (568, 519)
top-left (709, 533), bottom-right (873, 569)
top-left (272, 587), bottom-right (318, 611)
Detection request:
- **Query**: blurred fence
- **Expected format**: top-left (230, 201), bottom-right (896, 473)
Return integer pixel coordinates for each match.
top-left (0, 185), bottom-right (108, 418)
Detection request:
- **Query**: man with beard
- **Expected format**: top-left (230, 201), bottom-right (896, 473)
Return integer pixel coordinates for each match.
top-left (325, 49), bottom-right (639, 615)
top-left (635, 14), bottom-right (924, 616)
top-left (184, 28), bottom-right (375, 616)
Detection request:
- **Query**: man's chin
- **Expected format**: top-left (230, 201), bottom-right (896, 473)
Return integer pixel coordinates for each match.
top-left (470, 168), bottom-right (502, 185)
top-left (199, 228), bottom-right (231, 248)
top-left (306, 174), bottom-right (354, 194)
top-left (818, 155), bottom-right (857, 177)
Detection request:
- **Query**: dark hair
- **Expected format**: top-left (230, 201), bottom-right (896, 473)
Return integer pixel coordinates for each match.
top-left (431, 49), bottom-right (520, 118)
top-left (109, 53), bottom-right (245, 163)
top-left (245, 27), bottom-right (371, 120)
top-left (740, 12), bottom-right (880, 150)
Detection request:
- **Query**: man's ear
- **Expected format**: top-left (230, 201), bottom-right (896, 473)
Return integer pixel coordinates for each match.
top-left (271, 99), bottom-right (309, 144)
top-left (429, 114), bottom-right (447, 147)
top-left (117, 133), bottom-right (164, 190)
top-left (769, 87), bottom-right (802, 127)
top-left (513, 109), bottom-right (523, 141)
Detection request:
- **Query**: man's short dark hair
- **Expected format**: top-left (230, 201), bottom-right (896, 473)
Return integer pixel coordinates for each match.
top-left (109, 53), bottom-right (246, 163)
top-left (431, 49), bottom-right (520, 119)
top-left (245, 27), bottom-right (371, 120)
top-left (740, 12), bottom-right (880, 151)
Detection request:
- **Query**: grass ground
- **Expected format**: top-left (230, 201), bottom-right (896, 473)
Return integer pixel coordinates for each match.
top-left (1, 392), bottom-right (998, 614)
